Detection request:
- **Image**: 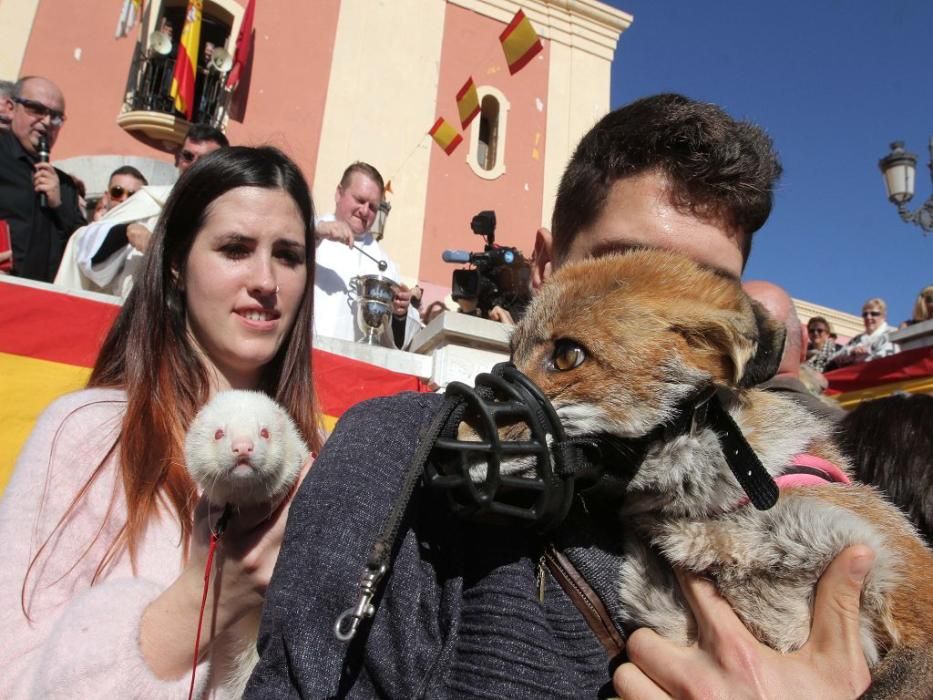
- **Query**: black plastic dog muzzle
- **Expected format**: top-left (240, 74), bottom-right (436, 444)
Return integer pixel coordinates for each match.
top-left (425, 362), bottom-right (603, 532)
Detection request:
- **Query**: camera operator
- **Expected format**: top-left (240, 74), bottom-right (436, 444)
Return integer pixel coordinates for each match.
top-left (445, 211), bottom-right (532, 325)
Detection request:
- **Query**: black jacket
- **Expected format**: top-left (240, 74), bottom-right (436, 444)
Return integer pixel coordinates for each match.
top-left (0, 131), bottom-right (85, 281)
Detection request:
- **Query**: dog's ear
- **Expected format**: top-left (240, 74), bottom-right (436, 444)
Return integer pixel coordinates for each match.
top-left (673, 297), bottom-right (785, 389)
top-left (737, 299), bottom-right (786, 388)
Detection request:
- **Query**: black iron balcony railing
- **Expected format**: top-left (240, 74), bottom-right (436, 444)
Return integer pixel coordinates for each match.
top-left (122, 43), bottom-right (228, 129)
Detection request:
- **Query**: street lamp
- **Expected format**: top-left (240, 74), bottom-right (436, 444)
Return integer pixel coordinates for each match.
top-left (878, 140), bottom-right (933, 234)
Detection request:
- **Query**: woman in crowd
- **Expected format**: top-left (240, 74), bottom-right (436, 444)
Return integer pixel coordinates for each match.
top-left (0, 146), bottom-right (321, 698)
top-left (900, 284), bottom-right (933, 328)
top-left (829, 297), bottom-right (897, 368)
top-left (804, 315), bottom-right (841, 373)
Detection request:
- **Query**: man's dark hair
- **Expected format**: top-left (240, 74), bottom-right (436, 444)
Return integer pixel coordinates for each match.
top-left (839, 394), bottom-right (933, 546)
top-left (184, 123), bottom-right (229, 148)
top-left (110, 165), bottom-right (148, 185)
top-left (339, 161), bottom-right (384, 197)
top-left (551, 93), bottom-right (782, 265)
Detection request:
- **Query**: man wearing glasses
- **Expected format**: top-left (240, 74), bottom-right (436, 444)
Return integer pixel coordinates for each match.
top-left (54, 124), bottom-right (228, 296)
top-left (0, 76), bottom-right (86, 281)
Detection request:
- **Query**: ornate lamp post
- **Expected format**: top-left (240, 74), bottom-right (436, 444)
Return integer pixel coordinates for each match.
top-left (878, 140), bottom-right (933, 234)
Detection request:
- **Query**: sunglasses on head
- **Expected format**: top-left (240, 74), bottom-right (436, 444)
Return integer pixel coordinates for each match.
top-left (108, 185), bottom-right (138, 200)
top-left (862, 310), bottom-right (883, 318)
top-left (13, 97), bottom-right (66, 126)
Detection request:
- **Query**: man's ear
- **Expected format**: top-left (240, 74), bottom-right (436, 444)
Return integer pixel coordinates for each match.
top-left (738, 299), bottom-right (786, 388)
top-left (334, 186), bottom-right (343, 206)
top-left (532, 227), bottom-right (553, 291)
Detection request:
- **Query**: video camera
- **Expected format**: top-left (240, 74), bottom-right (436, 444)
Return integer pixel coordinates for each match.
top-left (442, 210), bottom-right (532, 321)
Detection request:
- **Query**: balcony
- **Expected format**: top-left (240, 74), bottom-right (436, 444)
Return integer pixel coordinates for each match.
top-left (117, 44), bottom-right (228, 150)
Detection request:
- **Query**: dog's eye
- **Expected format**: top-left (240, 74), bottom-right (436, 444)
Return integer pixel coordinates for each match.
top-left (260, 427), bottom-right (270, 440)
top-left (550, 339), bottom-right (586, 371)
top-left (214, 429), bottom-right (224, 441)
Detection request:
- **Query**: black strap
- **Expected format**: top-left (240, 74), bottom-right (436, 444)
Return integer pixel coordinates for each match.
top-left (706, 395), bottom-right (778, 510)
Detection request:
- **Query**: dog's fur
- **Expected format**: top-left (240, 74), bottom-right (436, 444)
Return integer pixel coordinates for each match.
top-left (184, 389), bottom-right (309, 696)
top-left (507, 249), bottom-right (933, 698)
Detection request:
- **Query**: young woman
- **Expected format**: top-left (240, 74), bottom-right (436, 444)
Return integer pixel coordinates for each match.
top-left (0, 146), bottom-right (321, 698)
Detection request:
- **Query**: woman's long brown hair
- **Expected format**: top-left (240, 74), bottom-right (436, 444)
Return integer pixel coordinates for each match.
top-left (26, 147), bottom-right (322, 604)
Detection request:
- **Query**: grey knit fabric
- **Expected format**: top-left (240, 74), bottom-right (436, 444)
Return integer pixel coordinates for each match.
top-left (246, 392), bottom-right (620, 698)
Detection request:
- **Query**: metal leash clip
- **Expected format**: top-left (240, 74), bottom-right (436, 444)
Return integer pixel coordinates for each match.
top-left (334, 562), bottom-right (389, 641)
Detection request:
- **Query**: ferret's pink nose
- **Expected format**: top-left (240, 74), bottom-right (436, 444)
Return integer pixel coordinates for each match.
top-left (231, 437), bottom-right (254, 456)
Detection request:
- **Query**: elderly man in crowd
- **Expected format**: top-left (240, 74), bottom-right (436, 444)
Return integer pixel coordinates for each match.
top-left (0, 76), bottom-right (86, 281)
top-left (313, 161), bottom-right (422, 349)
top-left (54, 124), bottom-right (228, 296)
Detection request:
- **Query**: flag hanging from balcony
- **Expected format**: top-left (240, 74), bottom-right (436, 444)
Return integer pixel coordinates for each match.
top-left (456, 77), bottom-right (480, 129)
top-left (170, 0), bottom-right (203, 119)
top-left (226, 0), bottom-right (256, 92)
top-left (499, 9), bottom-right (543, 75)
top-left (429, 117), bottom-right (463, 155)
top-left (115, 0), bottom-right (143, 39)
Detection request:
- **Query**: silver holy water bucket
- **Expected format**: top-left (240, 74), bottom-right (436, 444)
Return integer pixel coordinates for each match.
top-left (349, 274), bottom-right (399, 345)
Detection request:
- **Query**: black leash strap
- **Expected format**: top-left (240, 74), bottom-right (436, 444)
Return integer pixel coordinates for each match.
top-left (706, 394), bottom-right (778, 510)
top-left (334, 394), bottom-right (464, 642)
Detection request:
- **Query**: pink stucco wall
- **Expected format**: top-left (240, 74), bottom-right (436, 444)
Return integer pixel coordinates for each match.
top-left (419, 3), bottom-right (549, 290)
top-left (17, 0), bottom-right (338, 181)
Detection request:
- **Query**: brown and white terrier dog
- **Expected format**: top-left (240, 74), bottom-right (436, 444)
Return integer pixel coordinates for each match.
top-left (508, 249), bottom-right (933, 698)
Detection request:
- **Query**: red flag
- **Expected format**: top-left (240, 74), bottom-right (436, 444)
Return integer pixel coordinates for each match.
top-left (456, 77), bottom-right (480, 129)
top-left (429, 118), bottom-right (463, 155)
top-left (170, 0), bottom-right (202, 119)
top-left (226, 0), bottom-right (256, 91)
top-left (499, 9), bottom-right (543, 75)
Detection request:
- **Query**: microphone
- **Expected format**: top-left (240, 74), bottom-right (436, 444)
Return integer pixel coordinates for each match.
top-left (442, 249), bottom-right (471, 263)
top-left (37, 136), bottom-right (50, 208)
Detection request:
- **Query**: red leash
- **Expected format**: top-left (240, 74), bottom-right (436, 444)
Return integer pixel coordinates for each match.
top-left (187, 503), bottom-right (233, 700)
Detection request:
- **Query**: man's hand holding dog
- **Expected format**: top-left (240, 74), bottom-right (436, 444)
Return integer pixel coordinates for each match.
top-left (613, 545), bottom-right (874, 699)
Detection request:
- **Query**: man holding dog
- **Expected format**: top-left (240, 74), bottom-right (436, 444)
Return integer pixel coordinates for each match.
top-left (247, 95), bottom-right (874, 699)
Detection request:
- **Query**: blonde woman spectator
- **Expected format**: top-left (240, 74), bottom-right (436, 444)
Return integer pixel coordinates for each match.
top-left (829, 297), bottom-right (897, 367)
top-left (900, 285), bottom-right (933, 328)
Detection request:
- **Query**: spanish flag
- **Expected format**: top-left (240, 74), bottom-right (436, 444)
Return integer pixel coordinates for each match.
top-left (170, 0), bottom-right (203, 119)
top-left (499, 9), bottom-right (543, 75)
top-left (456, 77), bottom-right (480, 129)
top-left (429, 117), bottom-right (463, 155)
top-left (0, 279), bottom-right (430, 495)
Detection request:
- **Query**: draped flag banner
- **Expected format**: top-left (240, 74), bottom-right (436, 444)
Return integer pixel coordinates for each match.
top-left (115, 0), bottom-right (143, 39)
top-left (456, 77), bottom-right (480, 129)
top-left (0, 279), bottom-right (429, 495)
top-left (499, 9), bottom-right (543, 75)
top-left (226, 0), bottom-right (255, 92)
top-left (170, 0), bottom-right (203, 119)
top-left (429, 117), bottom-right (463, 155)
top-left (824, 346), bottom-right (933, 409)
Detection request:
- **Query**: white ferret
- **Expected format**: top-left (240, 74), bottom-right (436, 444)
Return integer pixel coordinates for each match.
top-left (185, 389), bottom-right (309, 509)
top-left (184, 389), bottom-right (309, 696)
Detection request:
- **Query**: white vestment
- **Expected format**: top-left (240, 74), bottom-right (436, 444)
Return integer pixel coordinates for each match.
top-left (53, 185), bottom-right (172, 298)
top-left (313, 215), bottom-right (422, 349)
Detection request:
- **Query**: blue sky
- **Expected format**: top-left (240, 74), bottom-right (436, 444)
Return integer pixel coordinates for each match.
top-left (604, 0), bottom-right (932, 322)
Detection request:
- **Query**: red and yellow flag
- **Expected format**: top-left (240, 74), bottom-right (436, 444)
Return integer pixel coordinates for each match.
top-left (456, 77), bottom-right (480, 129)
top-left (499, 9), bottom-right (543, 75)
top-left (0, 280), bottom-right (430, 494)
top-left (429, 117), bottom-right (463, 155)
top-left (170, 0), bottom-right (203, 119)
